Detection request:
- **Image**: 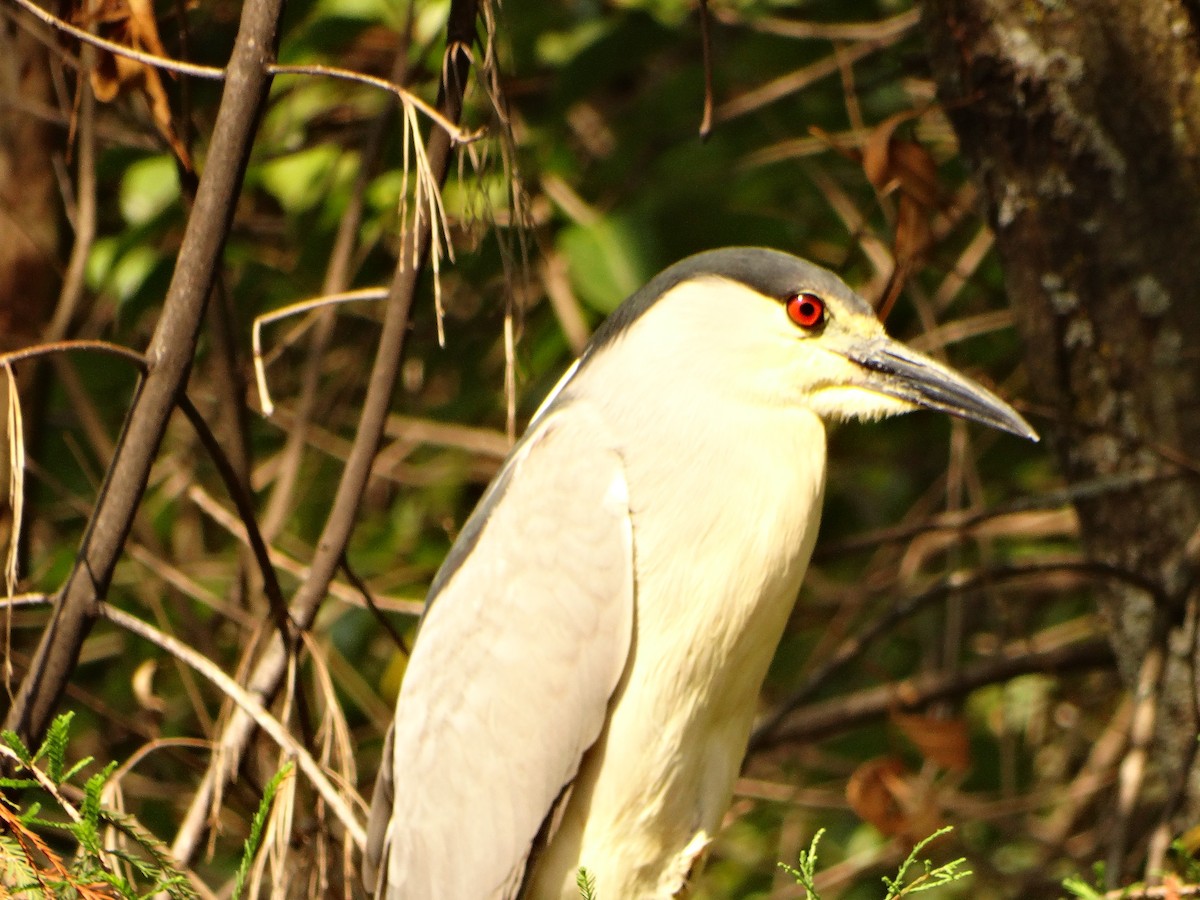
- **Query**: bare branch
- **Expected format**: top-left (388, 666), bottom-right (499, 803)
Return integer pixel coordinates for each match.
top-left (7, 0), bottom-right (225, 80)
top-left (268, 64), bottom-right (479, 144)
top-left (97, 602), bottom-right (367, 849)
top-left (252, 288), bottom-right (389, 416)
top-left (5, 0), bottom-right (286, 747)
top-left (171, 0), bottom-right (481, 863)
top-left (750, 560), bottom-right (1160, 751)
top-left (764, 637), bottom-right (1112, 745)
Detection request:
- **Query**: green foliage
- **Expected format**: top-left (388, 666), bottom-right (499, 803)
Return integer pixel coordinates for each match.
top-left (1168, 834), bottom-right (1200, 885)
top-left (780, 827), bottom-right (971, 899)
top-left (0, 713), bottom-right (196, 898)
top-left (1060, 874), bottom-right (1106, 899)
top-left (883, 828), bottom-right (971, 898)
top-left (778, 827), bottom-right (827, 895)
top-left (232, 762), bottom-right (295, 900)
top-left (576, 865), bottom-right (599, 900)
top-left (1063, 842), bottom-right (1200, 898)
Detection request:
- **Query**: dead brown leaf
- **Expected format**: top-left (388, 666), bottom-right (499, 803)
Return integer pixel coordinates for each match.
top-left (80, 0), bottom-right (193, 169)
top-left (810, 109), bottom-right (943, 319)
top-left (846, 756), bottom-right (911, 836)
top-left (891, 710), bottom-right (971, 773)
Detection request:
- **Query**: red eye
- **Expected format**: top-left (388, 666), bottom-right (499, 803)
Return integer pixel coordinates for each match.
top-left (786, 292), bottom-right (825, 329)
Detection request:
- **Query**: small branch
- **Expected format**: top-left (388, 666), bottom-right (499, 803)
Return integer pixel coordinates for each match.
top-left (45, 36), bottom-right (96, 343)
top-left (697, 0), bottom-right (714, 139)
top-left (260, 40), bottom-right (407, 541)
top-left (1109, 622), bottom-right (1168, 888)
top-left (176, 395), bottom-right (295, 648)
top-left (714, 7), bottom-right (920, 42)
top-left (1098, 882), bottom-right (1200, 899)
top-left (252, 288), bottom-right (389, 416)
top-left (8, 0), bottom-right (476, 143)
top-left (171, 0), bottom-right (481, 863)
top-left (184, 485), bottom-right (425, 617)
top-left (815, 470), bottom-right (1180, 559)
top-left (8, 0), bottom-right (225, 79)
top-left (0, 743), bottom-right (83, 823)
top-left (340, 554), bottom-right (410, 654)
top-left (97, 602), bottom-right (366, 849)
top-left (6, 0), bottom-right (285, 748)
top-left (267, 64), bottom-right (479, 143)
top-left (0, 339), bottom-right (292, 651)
top-left (750, 560), bottom-right (1159, 751)
top-left (715, 19), bottom-right (916, 123)
top-left (762, 637), bottom-right (1112, 745)
top-left (0, 339), bottom-right (146, 370)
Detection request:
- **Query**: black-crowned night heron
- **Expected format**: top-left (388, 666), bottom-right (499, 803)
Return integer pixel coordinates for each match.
top-left (364, 247), bottom-right (1036, 899)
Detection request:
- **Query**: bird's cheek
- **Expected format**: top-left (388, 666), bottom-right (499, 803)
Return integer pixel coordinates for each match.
top-left (806, 384), bottom-right (917, 424)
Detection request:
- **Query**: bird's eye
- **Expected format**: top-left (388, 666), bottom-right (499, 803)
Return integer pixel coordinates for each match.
top-left (785, 292), bottom-right (826, 330)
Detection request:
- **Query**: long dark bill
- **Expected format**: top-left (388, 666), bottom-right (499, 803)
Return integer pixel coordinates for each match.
top-left (843, 338), bottom-right (1039, 442)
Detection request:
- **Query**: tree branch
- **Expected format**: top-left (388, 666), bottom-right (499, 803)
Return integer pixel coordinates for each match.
top-left (4, 0), bottom-right (284, 746)
top-left (170, 0), bottom-right (481, 865)
top-left (761, 637), bottom-right (1112, 746)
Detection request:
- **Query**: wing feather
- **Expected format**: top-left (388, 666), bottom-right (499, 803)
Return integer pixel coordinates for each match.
top-left (365, 402), bottom-right (634, 899)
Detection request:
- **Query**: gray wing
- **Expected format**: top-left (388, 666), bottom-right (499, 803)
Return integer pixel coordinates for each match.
top-left (365, 402), bottom-right (634, 899)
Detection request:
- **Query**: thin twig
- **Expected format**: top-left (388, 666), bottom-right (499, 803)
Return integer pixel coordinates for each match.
top-left (171, 2), bottom-right (481, 863)
top-left (267, 64), bottom-right (478, 144)
top-left (0, 743), bottom-right (83, 823)
top-left (44, 30), bottom-right (96, 344)
top-left (1108, 622), bottom-right (1168, 888)
top-left (0, 338), bottom-right (294, 650)
top-left (714, 7), bottom-right (920, 43)
top-left (715, 26), bottom-right (913, 123)
top-left (8, 0), bottom-right (475, 144)
top-left (184, 485), bottom-right (425, 617)
top-left (8, 0), bottom-right (225, 79)
top-left (260, 41), bottom-right (409, 542)
top-left (815, 470), bottom-right (1180, 559)
top-left (252, 288), bottom-right (389, 416)
top-left (6, 0), bottom-right (286, 749)
top-left (750, 560), bottom-right (1160, 751)
top-left (763, 637), bottom-right (1112, 744)
top-left (176, 395), bottom-right (296, 645)
top-left (96, 602), bottom-right (366, 848)
top-left (697, 0), bottom-right (714, 139)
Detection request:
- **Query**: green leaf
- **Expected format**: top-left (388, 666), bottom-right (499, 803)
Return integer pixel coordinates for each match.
top-left (120, 155), bottom-right (181, 226)
top-left (63, 756), bottom-right (96, 783)
top-left (576, 865), bottom-right (598, 900)
top-left (39, 711), bottom-right (74, 781)
top-left (778, 827), bottom-right (825, 898)
top-left (2, 728), bottom-right (32, 766)
top-left (557, 214), bottom-right (653, 314)
top-left (258, 145), bottom-right (344, 215)
top-left (232, 761), bottom-right (294, 900)
top-left (86, 237), bottom-right (164, 306)
top-left (882, 827), bottom-right (971, 898)
top-left (1061, 875), bottom-right (1106, 899)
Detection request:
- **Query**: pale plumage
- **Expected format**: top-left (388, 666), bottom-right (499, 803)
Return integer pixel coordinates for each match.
top-left (364, 248), bottom-right (1036, 899)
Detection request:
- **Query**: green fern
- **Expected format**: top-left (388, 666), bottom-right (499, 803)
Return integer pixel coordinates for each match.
top-left (231, 760), bottom-right (295, 900)
top-left (883, 827), bottom-right (971, 898)
top-left (778, 828), bottom-right (826, 897)
top-left (2, 712), bottom-right (197, 899)
top-left (781, 826), bottom-right (971, 899)
top-left (576, 865), bottom-right (598, 900)
top-left (38, 709), bottom-right (74, 782)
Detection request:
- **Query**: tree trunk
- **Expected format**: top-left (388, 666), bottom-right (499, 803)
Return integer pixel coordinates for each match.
top-left (923, 0), bottom-right (1200, 878)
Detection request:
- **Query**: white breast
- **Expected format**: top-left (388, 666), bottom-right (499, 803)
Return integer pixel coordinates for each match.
top-left (526, 283), bottom-right (829, 898)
